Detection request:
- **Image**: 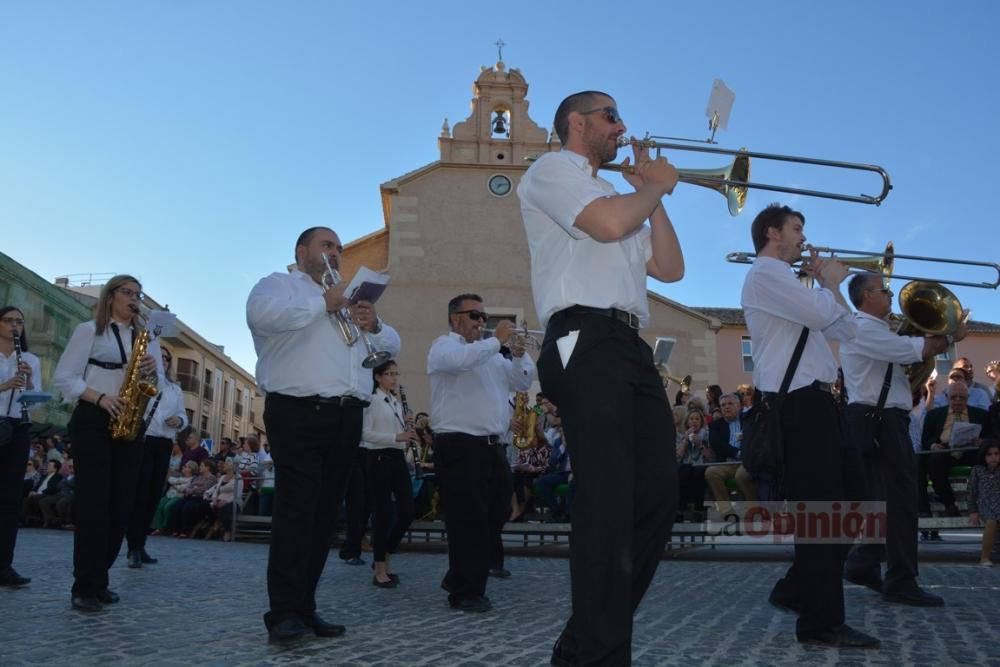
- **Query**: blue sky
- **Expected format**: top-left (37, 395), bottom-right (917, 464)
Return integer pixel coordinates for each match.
top-left (2, 1), bottom-right (997, 373)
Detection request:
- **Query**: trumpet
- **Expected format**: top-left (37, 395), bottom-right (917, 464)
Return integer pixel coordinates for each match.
top-left (484, 322), bottom-right (543, 350)
top-left (321, 254), bottom-right (391, 369)
top-left (726, 242), bottom-right (1000, 290)
top-left (659, 370), bottom-right (692, 393)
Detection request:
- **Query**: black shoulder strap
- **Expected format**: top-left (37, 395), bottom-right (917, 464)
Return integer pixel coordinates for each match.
top-left (874, 362), bottom-right (894, 419)
top-left (774, 326), bottom-right (809, 409)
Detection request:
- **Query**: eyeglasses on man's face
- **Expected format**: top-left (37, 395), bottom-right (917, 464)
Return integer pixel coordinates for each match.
top-left (867, 287), bottom-right (893, 297)
top-left (455, 309), bottom-right (489, 322)
top-left (1, 317), bottom-right (25, 326)
top-left (116, 287), bottom-right (144, 300)
top-left (579, 106), bottom-right (623, 125)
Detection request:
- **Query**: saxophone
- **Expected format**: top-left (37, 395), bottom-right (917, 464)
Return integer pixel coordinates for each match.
top-left (110, 325), bottom-right (158, 440)
top-left (512, 392), bottom-right (540, 450)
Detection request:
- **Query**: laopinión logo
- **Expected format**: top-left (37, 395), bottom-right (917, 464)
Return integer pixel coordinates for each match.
top-left (703, 501), bottom-right (887, 545)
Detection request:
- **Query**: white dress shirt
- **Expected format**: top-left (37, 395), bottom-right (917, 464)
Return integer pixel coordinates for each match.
top-left (741, 256), bottom-right (857, 392)
top-left (840, 311), bottom-right (924, 411)
top-left (1, 349), bottom-right (42, 419)
top-left (361, 388), bottom-right (406, 451)
top-left (53, 319), bottom-right (164, 403)
top-left (518, 149), bottom-right (654, 328)
top-left (144, 379), bottom-right (189, 439)
top-left (246, 269), bottom-right (401, 400)
top-left (427, 333), bottom-right (535, 436)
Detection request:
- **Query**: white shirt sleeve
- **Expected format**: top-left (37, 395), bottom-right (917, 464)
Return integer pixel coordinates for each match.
top-left (518, 153), bottom-right (611, 241)
top-left (505, 353), bottom-right (536, 392)
top-left (53, 321), bottom-right (97, 403)
top-left (844, 316), bottom-right (925, 364)
top-left (246, 274), bottom-right (326, 337)
top-left (428, 335), bottom-right (503, 375)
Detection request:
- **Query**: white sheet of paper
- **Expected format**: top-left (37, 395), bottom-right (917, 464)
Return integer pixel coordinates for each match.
top-left (147, 310), bottom-right (178, 338)
top-left (344, 266), bottom-right (390, 304)
top-left (556, 330), bottom-right (579, 369)
top-left (950, 422), bottom-right (981, 447)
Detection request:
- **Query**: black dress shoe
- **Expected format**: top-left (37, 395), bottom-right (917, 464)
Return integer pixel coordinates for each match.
top-left (0, 566), bottom-right (30, 587)
top-left (798, 624), bottom-right (880, 648)
top-left (343, 557), bottom-right (365, 566)
top-left (372, 575), bottom-right (398, 589)
top-left (767, 588), bottom-right (801, 614)
top-left (265, 614), bottom-right (306, 644)
top-left (844, 570), bottom-right (884, 593)
top-left (488, 568), bottom-right (512, 579)
top-left (449, 595), bottom-right (492, 613)
top-left (96, 588), bottom-right (120, 604)
top-left (550, 638), bottom-right (576, 667)
top-left (304, 612), bottom-right (346, 638)
top-left (127, 550), bottom-right (142, 569)
top-left (71, 596), bottom-right (103, 613)
top-left (139, 549), bottom-right (158, 564)
top-left (882, 588), bottom-right (945, 607)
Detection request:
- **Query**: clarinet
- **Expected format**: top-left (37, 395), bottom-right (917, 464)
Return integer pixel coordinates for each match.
top-left (13, 335), bottom-right (30, 423)
top-left (397, 384), bottom-right (422, 479)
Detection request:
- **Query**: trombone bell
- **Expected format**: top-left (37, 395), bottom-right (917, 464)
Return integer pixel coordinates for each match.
top-left (677, 152), bottom-right (750, 216)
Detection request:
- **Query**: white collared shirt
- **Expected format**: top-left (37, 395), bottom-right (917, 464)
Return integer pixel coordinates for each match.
top-left (246, 269), bottom-right (401, 400)
top-left (840, 311), bottom-right (924, 411)
top-left (741, 256), bottom-right (857, 392)
top-left (0, 349), bottom-right (41, 418)
top-left (518, 149), bottom-right (654, 328)
top-left (144, 379), bottom-right (189, 439)
top-left (53, 319), bottom-right (164, 403)
top-left (427, 333), bottom-right (535, 436)
top-left (361, 387), bottom-right (406, 450)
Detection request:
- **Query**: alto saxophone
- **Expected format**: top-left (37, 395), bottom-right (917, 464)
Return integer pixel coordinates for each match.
top-left (512, 392), bottom-right (540, 450)
top-left (110, 325), bottom-right (158, 440)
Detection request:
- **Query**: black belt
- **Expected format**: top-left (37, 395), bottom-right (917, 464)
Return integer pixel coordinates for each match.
top-left (557, 306), bottom-right (640, 330)
top-left (436, 432), bottom-right (503, 445)
top-left (763, 380), bottom-right (832, 400)
top-left (266, 392), bottom-right (370, 408)
top-left (847, 403), bottom-right (909, 416)
top-left (88, 358), bottom-right (124, 370)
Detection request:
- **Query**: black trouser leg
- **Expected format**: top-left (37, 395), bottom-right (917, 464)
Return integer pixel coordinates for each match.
top-left (264, 396), bottom-right (362, 620)
top-left (779, 387), bottom-right (847, 638)
top-left (488, 446), bottom-right (513, 570)
top-left (0, 421), bottom-right (31, 570)
top-left (69, 403), bottom-right (143, 597)
top-left (340, 448), bottom-right (368, 560)
top-left (927, 451), bottom-right (959, 507)
top-left (538, 312), bottom-right (676, 666)
top-left (127, 435), bottom-right (173, 552)
top-left (370, 448), bottom-right (415, 562)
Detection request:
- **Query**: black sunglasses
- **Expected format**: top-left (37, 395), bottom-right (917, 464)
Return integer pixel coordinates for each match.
top-left (454, 309), bottom-right (489, 322)
top-left (579, 106), bottom-right (623, 125)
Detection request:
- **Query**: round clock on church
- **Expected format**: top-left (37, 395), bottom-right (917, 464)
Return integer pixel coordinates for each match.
top-left (488, 174), bottom-right (512, 197)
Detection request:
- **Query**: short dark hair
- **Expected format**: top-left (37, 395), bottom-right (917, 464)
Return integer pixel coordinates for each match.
top-left (447, 293), bottom-right (483, 325)
top-left (750, 203), bottom-right (804, 253)
top-left (976, 438), bottom-right (999, 466)
top-left (294, 226), bottom-right (335, 261)
top-left (371, 358), bottom-right (398, 393)
top-left (50, 460), bottom-right (62, 472)
top-left (847, 272), bottom-right (881, 308)
top-left (553, 91), bottom-right (612, 144)
top-left (201, 459), bottom-right (217, 474)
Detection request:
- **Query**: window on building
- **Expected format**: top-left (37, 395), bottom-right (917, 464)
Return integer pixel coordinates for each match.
top-left (203, 369), bottom-right (214, 402)
top-left (935, 344), bottom-right (955, 378)
top-left (741, 336), bottom-right (754, 373)
top-left (185, 408), bottom-right (194, 426)
top-left (177, 358), bottom-right (200, 394)
top-left (200, 415), bottom-right (208, 432)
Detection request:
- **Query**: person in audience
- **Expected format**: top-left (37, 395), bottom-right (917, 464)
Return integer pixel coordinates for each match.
top-left (674, 388), bottom-right (692, 408)
top-left (704, 393), bottom-right (756, 509)
top-left (168, 459), bottom-right (217, 537)
top-left (954, 358), bottom-right (994, 406)
top-left (968, 439), bottom-right (1000, 566)
top-left (536, 411), bottom-right (572, 522)
top-left (204, 458), bottom-right (242, 541)
top-left (23, 460), bottom-right (63, 526)
top-left (151, 460), bottom-right (197, 535)
top-left (22, 459), bottom-right (40, 500)
top-left (39, 458), bottom-right (74, 528)
top-left (736, 384), bottom-right (755, 412)
top-left (180, 430), bottom-right (209, 469)
top-left (510, 435), bottom-right (550, 522)
top-left (168, 442), bottom-right (183, 474)
top-left (676, 409), bottom-right (710, 516)
top-left (705, 384), bottom-right (724, 422)
top-left (934, 366), bottom-right (990, 411)
top-left (214, 437), bottom-right (235, 463)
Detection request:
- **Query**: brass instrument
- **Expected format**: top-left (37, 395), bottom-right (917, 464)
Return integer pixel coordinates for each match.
top-left (726, 242), bottom-right (1000, 290)
top-left (484, 322), bottom-right (543, 350)
top-left (110, 318), bottom-right (158, 440)
top-left (320, 254), bottom-right (391, 369)
top-left (659, 369), bottom-right (692, 393)
top-left (894, 281), bottom-right (969, 392)
top-left (512, 391), bottom-right (541, 450)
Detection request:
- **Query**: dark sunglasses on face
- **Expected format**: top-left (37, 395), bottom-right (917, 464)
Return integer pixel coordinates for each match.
top-left (579, 106), bottom-right (623, 125)
top-left (455, 309), bottom-right (489, 322)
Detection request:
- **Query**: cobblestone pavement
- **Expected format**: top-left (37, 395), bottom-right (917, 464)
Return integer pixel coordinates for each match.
top-left (1, 529), bottom-right (998, 666)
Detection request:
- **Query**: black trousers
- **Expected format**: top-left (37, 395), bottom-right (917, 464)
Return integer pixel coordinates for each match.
top-left (69, 402), bottom-right (143, 597)
top-left (0, 419), bottom-right (31, 570)
top-left (434, 433), bottom-right (511, 602)
top-left (490, 448), bottom-right (513, 570)
top-left (769, 385), bottom-right (850, 638)
top-left (367, 448), bottom-right (414, 562)
top-left (127, 435), bottom-right (173, 552)
top-left (844, 406), bottom-right (920, 592)
top-left (677, 463), bottom-right (707, 509)
top-left (537, 310), bottom-right (676, 666)
top-left (920, 447), bottom-right (976, 510)
top-left (339, 447), bottom-right (369, 560)
top-left (264, 395), bottom-right (362, 620)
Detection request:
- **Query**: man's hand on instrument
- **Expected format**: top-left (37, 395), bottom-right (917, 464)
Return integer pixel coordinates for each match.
top-left (98, 393), bottom-right (126, 419)
top-left (930, 442), bottom-right (946, 451)
top-left (323, 282), bottom-right (350, 313)
top-left (621, 138), bottom-right (678, 195)
top-left (165, 416), bottom-right (182, 428)
top-left (139, 353), bottom-right (157, 376)
top-left (348, 301), bottom-right (379, 332)
top-left (813, 252), bottom-right (849, 288)
top-left (493, 320), bottom-right (516, 345)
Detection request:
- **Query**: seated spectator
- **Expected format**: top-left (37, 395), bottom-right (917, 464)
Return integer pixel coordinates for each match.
top-left (151, 461), bottom-right (197, 534)
top-left (179, 430), bottom-right (209, 469)
top-left (22, 459), bottom-right (40, 499)
top-left (934, 366), bottom-right (991, 411)
top-left (704, 393), bottom-right (757, 509)
top-left (39, 458), bottom-right (75, 529)
top-left (204, 459), bottom-right (242, 541)
top-left (168, 459), bottom-right (217, 537)
top-left (510, 431), bottom-right (550, 522)
top-left (536, 410), bottom-right (572, 522)
top-left (736, 383), bottom-right (755, 413)
top-left (44, 437), bottom-right (62, 464)
top-left (705, 384), bottom-right (724, 422)
top-left (258, 457), bottom-right (275, 517)
top-left (23, 460), bottom-right (63, 526)
top-left (676, 409), bottom-right (711, 517)
top-left (168, 441), bottom-right (183, 474)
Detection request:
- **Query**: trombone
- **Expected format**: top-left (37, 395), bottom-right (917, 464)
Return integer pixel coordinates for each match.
top-left (725, 242), bottom-right (1000, 290)
top-left (604, 134), bottom-right (893, 215)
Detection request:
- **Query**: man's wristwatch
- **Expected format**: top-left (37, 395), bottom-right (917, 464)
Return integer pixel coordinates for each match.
top-left (370, 317), bottom-right (383, 334)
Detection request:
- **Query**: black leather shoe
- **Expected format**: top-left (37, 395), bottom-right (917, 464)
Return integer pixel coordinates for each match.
top-left (373, 575), bottom-right (398, 589)
top-left (71, 595), bottom-right (103, 613)
top-left (96, 588), bottom-right (120, 604)
top-left (882, 588), bottom-right (945, 607)
top-left (0, 566), bottom-right (30, 587)
top-left (488, 568), bottom-right (512, 579)
top-left (127, 550), bottom-right (142, 569)
top-left (139, 549), bottom-right (158, 564)
top-left (304, 613), bottom-right (346, 638)
top-left (767, 588), bottom-right (801, 614)
top-left (264, 614), bottom-right (306, 644)
top-left (798, 624), bottom-right (880, 648)
top-left (550, 638), bottom-right (576, 667)
top-left (449, 595), bottom-right (492, 613)
top-left (343, 557), bottom-right (365, 566)
top-left (844, 570), bottom-right (883, 593)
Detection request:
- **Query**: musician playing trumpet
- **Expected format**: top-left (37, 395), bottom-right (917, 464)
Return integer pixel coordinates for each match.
top-left (52, 275), bottom-right (163, 613)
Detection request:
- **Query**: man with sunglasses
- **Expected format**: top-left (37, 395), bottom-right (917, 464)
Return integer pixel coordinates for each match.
top-left (427, 294), bottom-right (535, 613)
top-left (518, 91), bottom-right (683, 665)
top-left (840, 272), bottom-right (964, 608)
top-left (126, 345), bottom-right (188, 569)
